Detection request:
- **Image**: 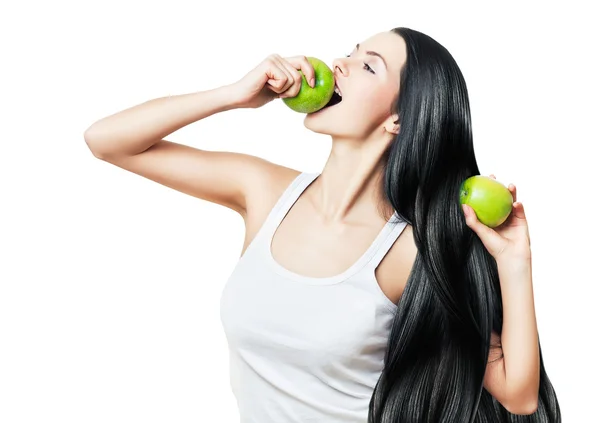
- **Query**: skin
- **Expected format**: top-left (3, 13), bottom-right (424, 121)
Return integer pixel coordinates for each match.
top-left (247, 31), bottom-right (413, 315)
top-left (301, 31), bottom-right (405, 224)
top-left (278, 31), bottom-right (534, 414)
top-left (87, 28), bottom-right (536, 415)
top-left (240, 30), bottom-right (413, 338)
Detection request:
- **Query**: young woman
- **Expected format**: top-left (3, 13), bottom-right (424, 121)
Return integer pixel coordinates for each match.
top-left (84, 27), bottom-right (561, 423)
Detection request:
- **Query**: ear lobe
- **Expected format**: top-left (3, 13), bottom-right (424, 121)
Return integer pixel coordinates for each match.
top-left (385, 115), bottom-right (400, 135)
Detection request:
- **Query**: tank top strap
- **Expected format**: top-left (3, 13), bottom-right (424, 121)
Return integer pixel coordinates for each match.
top-left (364, 212), bottom-right (408, 270)
top-left (258, 170), bottom-right (407, 276)
top-left (265, 171), bottom-right (319, 234)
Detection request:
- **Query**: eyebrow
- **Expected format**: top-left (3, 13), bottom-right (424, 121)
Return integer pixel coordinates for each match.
top-left (356, 43), bottom-right (388, 70)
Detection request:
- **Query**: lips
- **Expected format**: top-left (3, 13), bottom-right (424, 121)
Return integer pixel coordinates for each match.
top-left (334, 77), bottom-right (342, 96)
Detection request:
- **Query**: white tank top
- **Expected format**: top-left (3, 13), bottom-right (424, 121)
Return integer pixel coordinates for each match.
top-left (220, 171), bottom-right (408, 422)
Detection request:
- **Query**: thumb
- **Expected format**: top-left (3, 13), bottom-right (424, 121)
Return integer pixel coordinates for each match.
top-left (463, 204), bottom-right (496, 238)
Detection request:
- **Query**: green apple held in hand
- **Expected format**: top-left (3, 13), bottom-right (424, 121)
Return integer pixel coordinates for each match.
top-left (459, 176), bottom-right (514, 228)
top-left (282, 57), bottom-right (335, 114)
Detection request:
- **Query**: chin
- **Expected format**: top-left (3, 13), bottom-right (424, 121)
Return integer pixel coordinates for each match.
top-left (302, 104), bottom-right (340, 132)
top-left (303, 115), bottom-right (334, 135)
top-left (304, 110), bottom-right (367, 139)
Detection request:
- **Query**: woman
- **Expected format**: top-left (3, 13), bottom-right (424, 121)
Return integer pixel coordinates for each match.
top-left (84, 27), bottom-right (561, 423)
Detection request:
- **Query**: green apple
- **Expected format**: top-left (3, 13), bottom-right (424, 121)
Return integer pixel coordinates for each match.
top-left (459, 175), bottom-right (514, 228)
top-left (282, 57), bottom-right (335, 114)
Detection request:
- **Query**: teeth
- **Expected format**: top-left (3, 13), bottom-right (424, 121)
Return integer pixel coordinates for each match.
top-left (334, 85), bottom-right (342, 96)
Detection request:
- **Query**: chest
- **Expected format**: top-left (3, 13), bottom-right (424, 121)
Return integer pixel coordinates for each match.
top-left (221, 261), bottom-right (395, 368)
top-left (239, 180), bottom-right (417, 308)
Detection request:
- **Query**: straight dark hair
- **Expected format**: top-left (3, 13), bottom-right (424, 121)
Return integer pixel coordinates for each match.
top-left (369, 27), bottom-right (561, 422)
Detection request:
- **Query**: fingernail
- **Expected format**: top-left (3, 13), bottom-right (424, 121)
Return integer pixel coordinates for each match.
top-left (310, 78), bottom-right (315, 88)
top-left (462, 204), bottom-right (469, 216)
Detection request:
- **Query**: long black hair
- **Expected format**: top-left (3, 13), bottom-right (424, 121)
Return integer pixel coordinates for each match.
top-left (369, 27), bottom-right (561, 422)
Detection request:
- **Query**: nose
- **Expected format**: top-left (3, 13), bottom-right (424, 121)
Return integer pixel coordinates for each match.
top-left (331, 57), bottom-right (348, 78)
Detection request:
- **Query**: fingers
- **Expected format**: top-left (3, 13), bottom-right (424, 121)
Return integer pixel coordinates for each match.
top-left (262, 55), bottom-right (291, 94)
top-left (463, 204), bottom-right (502, 248)
top-left (512, 201), bottom-right (527, 221)
top-left (262, 55), bottom-right (293, 95)
top-left (509, 183), bottom-right (517, 203)
top-left (271, 55), bottom-right (296, 92)
top-left (266, 54), bottom-right (295, 95)
top-left (274, 56), bottom-right (304, 98)
top-left (288, 55), bottom-right (315, 88)
top-left (264, 54), bottom-right (316, 99)
top-left (278, 55), bottom-right (316, 98)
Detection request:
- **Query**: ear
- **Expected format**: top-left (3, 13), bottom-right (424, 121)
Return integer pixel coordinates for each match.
top-left (384, 114), bottom-right (400, 135)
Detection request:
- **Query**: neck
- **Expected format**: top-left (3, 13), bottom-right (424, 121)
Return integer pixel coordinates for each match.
top-left (308, 139), bottom-right (393, 225)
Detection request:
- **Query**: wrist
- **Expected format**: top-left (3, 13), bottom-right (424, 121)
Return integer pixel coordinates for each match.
top-left (497, 254), bottom-right (531, 275)
top-left (213, 83), bottom-right (245, 111)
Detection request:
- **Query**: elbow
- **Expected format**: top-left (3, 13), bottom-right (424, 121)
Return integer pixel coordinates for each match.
top-left (520, 400), bottom-right (539, 416)
top-left (504, 373), bottom-right (540, 415)
top-left (84, 129), bottom-right (108, 159)
top-left (505, 395), bottom-right (539, 415)
top-left (84, 129), bottom-right (98, 154)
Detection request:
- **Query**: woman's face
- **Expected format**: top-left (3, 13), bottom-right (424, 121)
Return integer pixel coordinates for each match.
top-left (304, 31), bottom-right (407, 144)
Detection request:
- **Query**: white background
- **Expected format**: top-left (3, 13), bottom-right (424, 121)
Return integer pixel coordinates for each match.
top-left (1, 0), bottom-right (597, 421)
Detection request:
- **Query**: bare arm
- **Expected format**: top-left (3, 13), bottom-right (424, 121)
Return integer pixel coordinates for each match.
top-left (482, 261), bottom-right (540, 416)
top-left (83, 84), bottom-right (279, 216)
top-left (498, 261), bottom-right (539, 414)
top-left (84, 84), bottom-right (241, 158)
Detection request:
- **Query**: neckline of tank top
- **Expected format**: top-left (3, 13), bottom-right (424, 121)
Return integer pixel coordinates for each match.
top-left (264, 172), bottom-right (404, 286)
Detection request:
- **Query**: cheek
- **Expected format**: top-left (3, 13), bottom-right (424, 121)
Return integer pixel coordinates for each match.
top-left (371, 88), bottom-right (394, 106)
top-left (356, 89), bottom-right (394, 118)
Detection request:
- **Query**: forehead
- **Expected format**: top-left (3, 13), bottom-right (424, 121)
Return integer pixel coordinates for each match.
top-left (358, 31), bottom-right (406, 74)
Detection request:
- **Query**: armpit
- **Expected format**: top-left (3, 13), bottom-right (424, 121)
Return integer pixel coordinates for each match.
top-left (488, 330), bottom-right (503, 363)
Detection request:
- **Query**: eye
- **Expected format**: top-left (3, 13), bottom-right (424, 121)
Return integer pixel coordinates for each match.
top-left (345, 54), bottom-right (376, 75)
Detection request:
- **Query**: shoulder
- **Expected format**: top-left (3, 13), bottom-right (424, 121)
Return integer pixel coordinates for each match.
top-left (242, 160), bottom-right (302, 220)
top-left (248, 162), bottom-right (302, 209)
top-left (386, 222), bottom-right (417, 270)
top-left (375, 222), bottom-right (417, 305)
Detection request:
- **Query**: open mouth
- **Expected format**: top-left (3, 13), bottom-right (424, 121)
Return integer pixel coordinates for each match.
top-left (323, 89), bottom-right (343, 109)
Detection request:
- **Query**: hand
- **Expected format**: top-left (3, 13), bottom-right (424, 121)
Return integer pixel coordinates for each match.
top-left (230, 54), bottom-right (315, 109)
top-left (462, 174), bottom-right (532, 263)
